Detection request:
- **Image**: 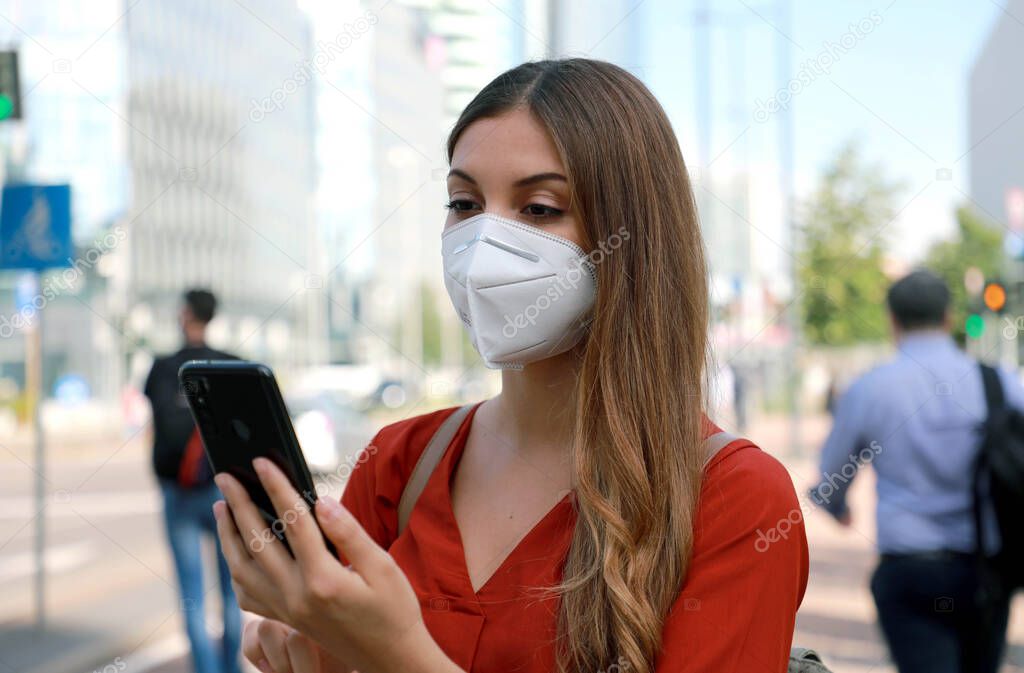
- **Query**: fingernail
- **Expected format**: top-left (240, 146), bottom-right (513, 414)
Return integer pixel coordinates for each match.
top-left (212, 500), bottom-right (224, 521)
top-left (317, 496), bottom-right (342, 519)
top-left (253, 457), bottom-right (269, 473)
top-left (256, 658), bottom-right (272, 673)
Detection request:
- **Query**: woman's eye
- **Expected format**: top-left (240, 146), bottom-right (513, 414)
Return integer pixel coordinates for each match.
top-left (444, 199), bottom-right (479, 213)
top-left (522, 203), bottom-right (563, 218)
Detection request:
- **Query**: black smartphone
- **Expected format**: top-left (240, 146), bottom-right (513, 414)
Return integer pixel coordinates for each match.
top-left (178, 359), bottom-right (337, 559)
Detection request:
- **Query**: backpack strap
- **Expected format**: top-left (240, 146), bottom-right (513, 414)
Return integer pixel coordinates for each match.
top-left (703, 430), bottom-right (739, 469)
top-left (396, 409), bottom-right (741, 537)
top-left (974, 362), bottom-right (1006, 560)
top-left (397, 403), bottom-right (476, 535)
top-left (980, 362), bottom-right (1005, 412)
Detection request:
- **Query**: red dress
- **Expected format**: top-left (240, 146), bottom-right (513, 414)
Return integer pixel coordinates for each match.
top-left (340, 403), bottom-right (808, 672)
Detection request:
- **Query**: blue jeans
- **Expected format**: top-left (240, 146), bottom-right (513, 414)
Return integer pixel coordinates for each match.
top-left (159, 479), bottom-right (242, 673)
top-left (871, 553), bottom-right (1010, 673)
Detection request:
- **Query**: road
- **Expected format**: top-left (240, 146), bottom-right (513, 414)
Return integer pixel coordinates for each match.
top-left (0, 416), bottom-right (1021, 673)
top-left (0, 430), bottom-right (196, 673)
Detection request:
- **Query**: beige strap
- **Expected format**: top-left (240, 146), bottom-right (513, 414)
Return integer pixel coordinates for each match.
top-left (703, 430), bottom-right (740, 469)
top-left (396, 414), bottom-right (740, 536)
top-left (397, 403), bottom-right (476, 535)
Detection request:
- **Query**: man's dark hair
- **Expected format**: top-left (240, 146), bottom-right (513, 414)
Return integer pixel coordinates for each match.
top-left (886, 269), bottom-right (950, 330)
top-left (183, 288), bottom-right (217, 324)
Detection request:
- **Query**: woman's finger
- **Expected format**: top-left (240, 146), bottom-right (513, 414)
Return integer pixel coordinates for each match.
top-left (214, 472), bottom-right (292, 577)
top-left (242, 619), bottom-right (273, 673)
top-left (233, 581), bottom-right (280, 622)
top-left (213, 500), bottom-right (265, 585)
top-left (314, 496), bottom-right (390, 585)
top-left (214, 500), bottom-right (283, 621)
top-left (253, 457), bottom-right (325, 569)
top-left (284, 629), bottom-right (325, 673)
top-left (258, 618), bottom-right (295, 673)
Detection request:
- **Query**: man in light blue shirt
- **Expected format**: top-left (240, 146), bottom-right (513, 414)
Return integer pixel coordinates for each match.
top-left (809, 269), bottom-right (1016, 673)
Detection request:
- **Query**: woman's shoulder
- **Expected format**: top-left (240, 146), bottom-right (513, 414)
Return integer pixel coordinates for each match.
top-left (694, 435), bottom-right (805, 552)
top-left (374, 403), bottom-right (467, 452)
top-left (704, 435), bottom-right (795, 488)
top-left (340, 404), bottom-right (473, 546)
top-left (660, 436), bottom-right (809, 669)
top-left (358, 404), bottom-right (469, 479)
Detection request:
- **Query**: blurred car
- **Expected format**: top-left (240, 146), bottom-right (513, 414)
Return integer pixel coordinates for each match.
top-left (286, 391), bottom-right (376, 474)
top-left (367, 377), bottom-right (419, 410)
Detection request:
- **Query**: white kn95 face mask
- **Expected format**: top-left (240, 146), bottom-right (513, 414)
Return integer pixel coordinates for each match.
top-left (441, 213), bottom-right (596, 370)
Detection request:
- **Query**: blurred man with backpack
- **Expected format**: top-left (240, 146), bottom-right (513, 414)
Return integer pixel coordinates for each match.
top-left (809, 269), bottom-right (1023, 673)
top-left (144, 289), bottom-right (242, 673)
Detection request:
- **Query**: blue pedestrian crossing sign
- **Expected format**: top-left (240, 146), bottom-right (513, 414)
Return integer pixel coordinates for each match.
top-left (0, 183), bottom-right (72, 270)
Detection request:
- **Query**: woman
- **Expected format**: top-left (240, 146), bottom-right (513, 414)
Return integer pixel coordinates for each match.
top-left (212, 58), bottom-right (808, 673)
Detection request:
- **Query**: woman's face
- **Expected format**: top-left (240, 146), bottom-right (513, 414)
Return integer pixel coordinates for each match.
top-left (445, 107), bottom-right (585, 248)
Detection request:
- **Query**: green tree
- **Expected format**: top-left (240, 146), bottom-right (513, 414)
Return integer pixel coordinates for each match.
top-left (924, 206), bottom-right (1003, 342)
top-left (420, 281), bottom-right (443, 366)
top-left (798, 143), bottom-right (902, 346)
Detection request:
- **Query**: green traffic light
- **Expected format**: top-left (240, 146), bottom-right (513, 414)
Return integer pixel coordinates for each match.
top-left (0, 94), bottom-right (11, 120)
top-left (966, 314), bottom-right (985, 339)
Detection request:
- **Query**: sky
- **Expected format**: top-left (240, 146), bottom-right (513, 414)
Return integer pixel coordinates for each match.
top-left (1, 0), bottom-right (1007, 271)
top-left (789, 1), bottom-right (1004, 258)
top-left (636, 0), bottom-right (1007, 265)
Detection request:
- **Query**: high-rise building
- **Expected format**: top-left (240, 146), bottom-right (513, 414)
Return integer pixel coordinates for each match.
top-left (968, 0), bottom-right (1024, 230)
top-left (0, 0), bottom-right (130, 400)
top-left (0, 0), bottom-right (325, 406)
top-left (352, 0), bottom-right (524, 378)
top-left (123, 0), bottom-right (324, 372)
top-left (301, 0), bottom-right (376, 364)
top-left (428, 0), bottom-right (522, 128)
top-left (361, 1), bottom-right (445, 376)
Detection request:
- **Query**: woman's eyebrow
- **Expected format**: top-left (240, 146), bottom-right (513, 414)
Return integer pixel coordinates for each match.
top-left (446, 169), bottom-right (567, 187)
top-left (447, 168), bottom-right (477, 184)
top-left (514, 172), bottom-right (567, 187)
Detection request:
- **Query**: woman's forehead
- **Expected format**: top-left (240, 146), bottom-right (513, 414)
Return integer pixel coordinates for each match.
top-left (450, 109), bottom-right (565, 177)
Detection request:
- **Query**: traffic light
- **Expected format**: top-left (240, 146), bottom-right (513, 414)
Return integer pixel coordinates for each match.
top-left (0, 51), bottom-right (21, 121)
top-left (966, 313), bottom-right (985, 339)
top-left (984, 281), bottom-right (1007, 312)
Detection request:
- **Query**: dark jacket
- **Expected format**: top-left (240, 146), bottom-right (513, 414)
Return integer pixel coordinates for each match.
top-left (143, 344), bottom-right (238, 481)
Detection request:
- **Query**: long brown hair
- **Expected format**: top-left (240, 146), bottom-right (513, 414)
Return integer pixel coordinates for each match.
top-left (447, 59), bottom-right (710, 673)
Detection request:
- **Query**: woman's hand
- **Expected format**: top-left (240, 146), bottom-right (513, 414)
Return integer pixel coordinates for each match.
top-left (212, 458), bottom-right (458, 673)
top-left (243, 617), bottom-right (353, 673)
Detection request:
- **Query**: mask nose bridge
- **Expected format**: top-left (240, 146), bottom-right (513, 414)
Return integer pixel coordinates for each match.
top-left (451, 232), bottom-right (540, 263)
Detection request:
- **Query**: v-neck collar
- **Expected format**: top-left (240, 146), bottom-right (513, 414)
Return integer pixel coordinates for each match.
top-left (439, 402), bottom-right (575, 597)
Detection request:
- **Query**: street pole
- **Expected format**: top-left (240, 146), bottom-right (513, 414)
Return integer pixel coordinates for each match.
top-left (695, 0), bottom-right (712, 175)
top-left (546, 0), bottom-right (561, 57)
top-left (25, 271), bottom-right (46, 630)
top-left (777, 0), bottom-right (801, 457)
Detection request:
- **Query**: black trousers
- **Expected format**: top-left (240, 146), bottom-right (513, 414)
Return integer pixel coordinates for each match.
top-left (870, 553), bottom-right (1011, 673)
